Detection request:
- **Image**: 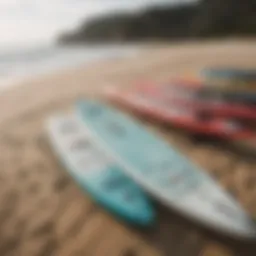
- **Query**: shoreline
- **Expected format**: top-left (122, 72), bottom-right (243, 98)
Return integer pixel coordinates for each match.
top-left (0, 44), bottom-right (142, 94)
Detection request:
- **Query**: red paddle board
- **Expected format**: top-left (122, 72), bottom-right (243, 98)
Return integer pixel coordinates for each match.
top-left (130, 80), bottom-right (256, 121)
top-left (105, 87), bottom-right (255, 141)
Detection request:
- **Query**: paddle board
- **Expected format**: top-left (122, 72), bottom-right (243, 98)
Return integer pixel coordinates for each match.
top-left (138, 78), bottom-right (256, 106)
top-left (106, 87), bottom-right (254, 140)
top-left (201, 68), bottom-right (256, 81)
top-left (200, 68), bottom-right (256, 92)
top-left (127, 80), bottom-right (256, 119)
top-left (76, 100), bottom-right (256, 240)
top-left (141, 84), bottom-right (256, 120)
top-left (46, 114), bottom-right (155, 226)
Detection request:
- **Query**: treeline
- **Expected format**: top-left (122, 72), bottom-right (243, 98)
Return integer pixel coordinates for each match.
top-left (58, 0), bottom-right (256, 44)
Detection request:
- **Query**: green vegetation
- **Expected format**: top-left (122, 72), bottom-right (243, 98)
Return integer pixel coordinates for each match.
top-left (58, 0), bottom-right (256, 44)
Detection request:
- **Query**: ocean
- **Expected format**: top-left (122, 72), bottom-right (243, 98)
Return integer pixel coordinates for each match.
top-left (0, 44), bottom-right (140, 92)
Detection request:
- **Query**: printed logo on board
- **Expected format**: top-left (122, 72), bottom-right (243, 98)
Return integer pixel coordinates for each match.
top-left (70, 138), bottom-right (91, 151)
top-left (107, 122), bottom-right (126, 137)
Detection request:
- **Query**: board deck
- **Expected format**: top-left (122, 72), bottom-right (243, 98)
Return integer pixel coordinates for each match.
top-left (132, 81), bottom-right (256, 121)
top-left (46, 114), bottom-right (155, 226)
top-left (76, 99), bottom-right (256, 240)
top-left (106, 87), bottom-right (255, 140)
top-left (142, 78), bottom-right (256, 105)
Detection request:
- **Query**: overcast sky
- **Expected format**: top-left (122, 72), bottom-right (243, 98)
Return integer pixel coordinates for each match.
top-left (0, 0), bottom-right (196, 47)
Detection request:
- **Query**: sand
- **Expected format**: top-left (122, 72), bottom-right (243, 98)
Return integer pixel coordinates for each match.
top-left (0, 40), bottom-right (255, 256)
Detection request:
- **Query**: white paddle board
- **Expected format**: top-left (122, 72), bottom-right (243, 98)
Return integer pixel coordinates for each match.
top-left (46, 114), bottom-right (155, 226)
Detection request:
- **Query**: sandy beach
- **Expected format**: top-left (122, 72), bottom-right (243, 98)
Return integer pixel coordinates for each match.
top-left (0, 40), bottom-right (256, 256)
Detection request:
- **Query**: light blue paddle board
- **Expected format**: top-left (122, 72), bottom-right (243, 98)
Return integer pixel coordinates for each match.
top-left (76, 100), bottom-right (256, 240)
top-left (46, 114), bottom-right (155, 226)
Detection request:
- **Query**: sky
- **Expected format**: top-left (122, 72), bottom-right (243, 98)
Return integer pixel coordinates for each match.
top-left (0, 0), bottom-right (196, 47)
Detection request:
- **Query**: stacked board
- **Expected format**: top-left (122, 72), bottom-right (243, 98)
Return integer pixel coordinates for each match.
top-left (105, 79), bottom-right (256, 151)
